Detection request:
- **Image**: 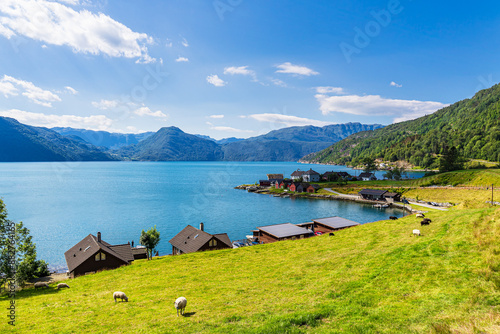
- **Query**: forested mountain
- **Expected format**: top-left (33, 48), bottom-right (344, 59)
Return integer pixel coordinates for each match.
top-left (115, 126), bottom-right (224, 161)
top-left (0, 117), bottom-right (117, 162)
top-left (222, 123), bottom-right (383, 161)
top-left (302, 83), bottom-right (500, 166)
top-left (52, 127), bottom-right (154, 150)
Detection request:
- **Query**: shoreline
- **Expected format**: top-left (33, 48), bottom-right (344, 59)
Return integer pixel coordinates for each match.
top-left (235, 185), bottom-right (422, 214)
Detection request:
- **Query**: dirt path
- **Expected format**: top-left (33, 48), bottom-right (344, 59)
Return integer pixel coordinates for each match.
top-left (323, 188), bottom-right (359, 199)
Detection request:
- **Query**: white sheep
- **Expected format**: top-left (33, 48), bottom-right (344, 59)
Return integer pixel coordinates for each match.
top-left (34, 282), bottom-right (49, 289)
top-left (416, 213), bottom-right (425, 218)
top-left (113, 291), bottom-right (128, 302)
top-left (57, 283), bottom-right (70, 289)
top-left (412, 229), bottom-right (421, 236)
top-left (174, 297), bottom-right (187, 316)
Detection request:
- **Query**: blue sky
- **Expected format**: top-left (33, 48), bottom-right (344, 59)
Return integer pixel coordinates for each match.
top-left (0, 0), bottom-right (499, 139)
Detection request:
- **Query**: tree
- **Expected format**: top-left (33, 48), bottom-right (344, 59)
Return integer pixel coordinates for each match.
top-left (0, 199), bottom-right (49, 289)
top-left (439, 146), bottom-right (464, 173)
top-left (140, 226), bottom-right (161, 260)
top-left (362, 157), bottom-right (377, 173)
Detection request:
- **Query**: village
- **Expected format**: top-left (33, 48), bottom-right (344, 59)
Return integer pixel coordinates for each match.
top-left (62, 168), bottom-right (404, 279)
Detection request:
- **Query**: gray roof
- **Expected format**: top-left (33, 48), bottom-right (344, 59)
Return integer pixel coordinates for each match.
top-left (169, 225), bottom-right (232, 254)
top-left (257, 223), bottom-right (313, 239)
top-left (64, 234), bottom-right (133, 273)
top-left (359, 189), bottom-right (387, 196)
top-left (358, 172), bottom-right (375, 178)
top-left (312, 216), bottom-right (360, 229)
top-left (303, 169), bottom-right (320, 175)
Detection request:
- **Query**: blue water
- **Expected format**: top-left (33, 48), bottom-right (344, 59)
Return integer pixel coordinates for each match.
top-left (0, 162), bottom-right (424, 270)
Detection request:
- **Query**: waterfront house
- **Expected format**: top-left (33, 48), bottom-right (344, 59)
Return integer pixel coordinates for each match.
top-left (359, 189), bottom-right (387, 200)
top-left (302, 169), bottom-right (321, 182)
top-left (288, 182), bottom-right (301, 192)
top-left (277, 179), bottom-right (293, 189)
top-left (322, 171), bottom-right (339, 181)
top-left (169, 223), bottom-right (232, 255)
top-left (306, 184), bottom-right (321, 193)
top-left (253, 223), bottom-right (314, 244)
top-left (293, 182), bottom-right (309, 193)
top-left (383, 192), bottom-right (401, 203)
top-left (267, 173), bottom-right (284, 180)
top-left (338, 172), bottom-right (355, 181)
top-left (291, 169), bottom-right (305, 180)
top-left (311, 217), bottom-right (360, 233)
top-left (259, 180), bottom-right (271, 186)
top-left (64, 232), bottom-right (135, 278)
top-left (358, 172), bottom-right (377, 181)
top-left (131, 247), bottom-right (148, 260)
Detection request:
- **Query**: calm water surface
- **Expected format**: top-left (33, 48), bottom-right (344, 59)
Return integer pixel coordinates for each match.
top-left (0, 162), bottom-right (424, 270)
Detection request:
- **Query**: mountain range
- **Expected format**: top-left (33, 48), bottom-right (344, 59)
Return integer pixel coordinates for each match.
top-left (301, 83), bottom-right (500, 166)
top-left (0, 118), bottom-right (383, 162)
top-left (0, 117), bottom-right (116, 162)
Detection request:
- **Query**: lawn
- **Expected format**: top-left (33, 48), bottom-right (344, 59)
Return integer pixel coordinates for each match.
top-left (2, 205), bottom-right (499, 333)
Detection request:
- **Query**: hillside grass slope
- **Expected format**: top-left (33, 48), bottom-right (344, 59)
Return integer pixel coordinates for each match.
top-left (2, 203), bottom-right (499, 333)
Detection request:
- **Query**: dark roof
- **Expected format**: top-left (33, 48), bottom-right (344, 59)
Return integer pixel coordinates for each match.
top-left (64, 234), bottom-right (132, 273)
top-left (312, 216), bottom-right (360, 229)
top-left (358, 172), bottom-right (375, 178)
top-left (322, 171), bottom-right (338, 176)
top-left (337, 172), bottom-right (351, 177)
top-left (359, 189), bottom-right (385, 196)
top-left (308, 184), bottom-right (321, 189)
top-left (257, 223), bottom-right (313, 239)
top-left (269, 179), bottom-right (284, 183)
top-left (291, 170), bottom-right (305, 176)
top-left (213, 233), bottom-right (232, 248)
top-left (131, 247), bottom-right (147, 256)
top-left (169, 225), bottom-right (232, 254)
top-left (384, 192), bottom-right (399, 197)
top-left (267, 174), bottom-right (284, 180)
top-left (303, 169), bottom-right (320, 175)
top-left (169, 225), bottom-right (212, 254)
top-left (359, 189), bottom-right (387, 196)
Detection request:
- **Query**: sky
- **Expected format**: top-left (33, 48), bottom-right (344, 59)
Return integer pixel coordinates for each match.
top-left (0, 0), bottom-right (499, 139)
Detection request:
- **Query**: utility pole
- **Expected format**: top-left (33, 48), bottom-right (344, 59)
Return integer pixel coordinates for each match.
top-left (492, 184), bottom-right (494, 206)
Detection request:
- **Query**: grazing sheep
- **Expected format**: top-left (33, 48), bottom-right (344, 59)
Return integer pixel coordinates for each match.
top-left (422, 218), bottom-right (432, 223)
top-left (329, 233), bottom-right (335, 236)
top-left (389, 216), bottom-right (398, 220)
top-left (57, 283), bottom-right (70, 289)
top-left (34, 282), bottom-right (49, 290)
top-left (416, 213), bottom-right (425, 218)
top-left (174, 297), bottom-right (187, 316)
top-left (420, 220), bottom-right (430, 226)
top-left (412, 229), bottom-right (421, 236)
top-left (113, 291), bottom-right (128, 302)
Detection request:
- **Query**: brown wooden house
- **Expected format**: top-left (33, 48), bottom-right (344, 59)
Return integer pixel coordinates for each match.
top-left (64, 232), bottom-right (136, 278)
top-left (306, 184), bottom-right (321, 193)
top-left (253, 223), bottom-right (314, 244)
top-left (169, 223), bottom-right (232, 255)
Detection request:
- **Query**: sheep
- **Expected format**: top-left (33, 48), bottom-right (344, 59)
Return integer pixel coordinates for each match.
top-left (389, 216), bottom-right (398, 220)
top-left (57, 283), bottom-right (70, 289)
top-left (422, 218), bottom-right (432, 223)
top-left (34, 282), bottom-right (49, 290)
top-left (420, 220), bottom-right (430, 226)
top-left (174, 297), bottom-right (187, 316)
top-left (329, 233), bottom-right (335, 236)
top-left (113, 291), bottom-right (128, 302)
top-left (416, 213), bottom-right (425, 218)
top-left (412, 229), bottom-right (421, 236)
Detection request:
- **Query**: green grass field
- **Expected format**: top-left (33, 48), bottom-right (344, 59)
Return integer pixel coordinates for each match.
top-left (2, 205), bottom-right (499, 333)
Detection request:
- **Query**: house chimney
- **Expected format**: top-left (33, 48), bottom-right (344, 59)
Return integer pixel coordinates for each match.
top-left (97, 232), bottom-right (101, 243)
top-left (199, 222), bottom-right (204, 231)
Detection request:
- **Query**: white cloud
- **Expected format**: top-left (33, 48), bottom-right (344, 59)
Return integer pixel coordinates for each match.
top-left (209, 114), bottom-right (224, 119)
top-left (56, 0), bottom-right (80, 5)
top-left (92, 99), bottom-right (119, 110)
top-left (206, 74), bottom-right (226, 87)
top-left (390, 81), bottom-right (402, 88)
top-left (133, 106), bottom-right (168, 119)
top-left (181, 37), bottom-right (189, 47)
top-left (0, 75), bottom-right (61, 107)
top-left (0, 109), bottom-right (114, 131)
top-left (315, 86), bottom-right (345, 95)
top-left (315, 93), bottom-right (448, 122)
top-left (165, 39), bottom-right (172, 47)
top-left (245, 113), bottom-right (334, 127)
top-left (270, 78), bottom-right (287, 87)
top-left (175, 56), bottom-right (189, 62)
top-left (65, 86), bottom-right (78, 94)
top-left (275, 62), bottom-right (319, 76)
top-left (206, 122), bottom-right (252, 133)
top-left (223, 66), bottom-right (257, 82)
top-left (0, 0), bottom-right (155, 63)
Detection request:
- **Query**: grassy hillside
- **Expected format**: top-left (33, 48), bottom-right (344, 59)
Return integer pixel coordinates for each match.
top-left (2, 205), bottom-right (499, 333)
top-left (302, 83), bottom-right (500, 167)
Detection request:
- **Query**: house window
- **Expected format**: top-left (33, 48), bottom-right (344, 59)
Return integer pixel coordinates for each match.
top-left (209, 239), bottom-right (217, 247)
top-left (95, 252), bottom-right (106, 261)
